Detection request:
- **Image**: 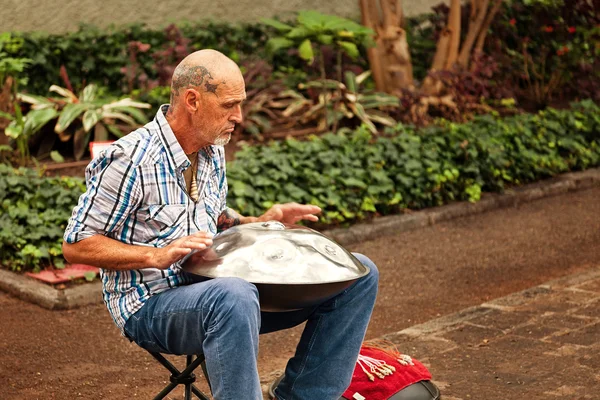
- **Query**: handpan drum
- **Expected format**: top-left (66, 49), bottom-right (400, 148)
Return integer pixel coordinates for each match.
top-left (182, 221), bottom-right (369, 311)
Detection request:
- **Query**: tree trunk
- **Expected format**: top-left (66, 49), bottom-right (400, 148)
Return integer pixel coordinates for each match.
top-left (360, 0), bottom-right (385, 92)
top-left (457, 0), bottom-right (491, 67)
top-left (359, 0), bottom-right (413, 93)
top-left (445, 0), bottom-right (462, 69)
top-left (473, 0), bottom-right (504, 59)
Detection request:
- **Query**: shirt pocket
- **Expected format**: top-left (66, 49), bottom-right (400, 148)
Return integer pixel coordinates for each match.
top-left (146, 204), bottom-right (188, 244)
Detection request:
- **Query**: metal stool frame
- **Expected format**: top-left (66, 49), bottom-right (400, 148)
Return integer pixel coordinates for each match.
top-left (148, 351), bottom-right (212, 400)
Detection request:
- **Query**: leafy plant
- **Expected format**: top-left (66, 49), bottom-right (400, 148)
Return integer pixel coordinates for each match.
top-left (0, 33), bottom-right (32, 165)
top-left (487, 0), bottom-right (600, 108)
top-left (10, 84), bottom-right (150, 160)
top-left (227, 100), bottom-right (600, 225)
top-left (293, 71), bottom-right (399, 133)
top-left (0, 164), bottom-right (85, 272)
top-left (263, 11), bottom-right (373, 80)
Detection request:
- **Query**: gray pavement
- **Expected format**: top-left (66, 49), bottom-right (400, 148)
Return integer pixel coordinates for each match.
top-left (385, 266), bottom-right (600, 400)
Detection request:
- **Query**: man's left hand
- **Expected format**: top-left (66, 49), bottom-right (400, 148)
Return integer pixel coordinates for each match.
top-left (257, 203), bottom-right (321, 224)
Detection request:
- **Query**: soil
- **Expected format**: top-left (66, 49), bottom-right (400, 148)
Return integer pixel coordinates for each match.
top-left (1, 187), bottom-right (599, 400)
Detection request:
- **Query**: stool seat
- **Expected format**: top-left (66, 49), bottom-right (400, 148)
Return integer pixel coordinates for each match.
top-left (147, 351), bottom-right (212, 400)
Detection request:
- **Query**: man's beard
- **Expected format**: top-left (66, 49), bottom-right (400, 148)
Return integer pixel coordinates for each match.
top-left (214, 132), bottom-right (231, 146)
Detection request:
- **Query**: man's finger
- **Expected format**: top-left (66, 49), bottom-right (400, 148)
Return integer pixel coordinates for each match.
top-left (191, 231), bottom-right (214, 238)
top-left (282, 203), bottom-right (322, 214)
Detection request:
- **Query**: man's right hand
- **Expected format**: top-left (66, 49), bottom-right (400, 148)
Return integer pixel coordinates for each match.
top-left (151, 231), bottom-right (214, 269)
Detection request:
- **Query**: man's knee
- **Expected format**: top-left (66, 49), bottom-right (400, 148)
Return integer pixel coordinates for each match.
top-left (352, 252), bottom-right (379, 283)
top-left (209, 277), bottom-right (260, 321)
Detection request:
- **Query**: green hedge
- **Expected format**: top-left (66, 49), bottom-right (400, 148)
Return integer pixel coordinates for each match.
top-left (0, 166), bottom-right (85, 271)
top-left (227, 100), bottom-right (600, 223)
top-left (5, 22), bottom-right (272, 95)
top-left (1, 101), bottom-right (599, 271)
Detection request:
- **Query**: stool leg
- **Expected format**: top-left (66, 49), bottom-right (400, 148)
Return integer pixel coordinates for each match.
top-left (192, 385), bottom-right (211, 400)
top-left (154, 382), bottom-right (178, 400)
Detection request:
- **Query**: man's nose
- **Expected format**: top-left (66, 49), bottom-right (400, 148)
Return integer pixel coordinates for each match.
top-left (230, 104), bottom-right (243, 124)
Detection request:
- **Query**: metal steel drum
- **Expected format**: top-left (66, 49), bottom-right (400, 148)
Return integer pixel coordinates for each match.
top-left (182, 221), bottom-right (369, 311)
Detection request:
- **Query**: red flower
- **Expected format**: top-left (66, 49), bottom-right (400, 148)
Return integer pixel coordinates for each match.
top-left (568, 26), bottom-right (576, 33)
top-left (509, 18), bottom-right (517, 26)
top-left (544, 26), bottom-right (554, 33)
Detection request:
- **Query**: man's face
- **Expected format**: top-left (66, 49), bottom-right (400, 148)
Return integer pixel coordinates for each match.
top-left (193, 72), bottom-right (246, 148)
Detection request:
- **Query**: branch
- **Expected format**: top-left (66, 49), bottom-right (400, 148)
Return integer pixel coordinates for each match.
top-left (473, 0), bottom-right (504, 57)
top-left (445, 0), bottom-right (462, 69)
top-left (457, 0), bottom-right (491, 68)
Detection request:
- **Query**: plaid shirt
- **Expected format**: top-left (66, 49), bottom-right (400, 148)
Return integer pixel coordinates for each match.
top-left (64, 105), bottom-right (228, 333)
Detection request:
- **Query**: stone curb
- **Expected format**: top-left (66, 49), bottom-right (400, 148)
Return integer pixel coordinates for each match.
top-left (1, 168), bottom-right (599, 311)
top-left (0, 268), bottom-right (103, 310)
top-left (324, 167), bottom-right (600, 246)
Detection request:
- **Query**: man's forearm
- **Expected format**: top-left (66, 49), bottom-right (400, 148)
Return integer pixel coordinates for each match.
top-left (62, 235), bottom-right (159, 271)
top-left (217, 208), bottom-right (257, 232)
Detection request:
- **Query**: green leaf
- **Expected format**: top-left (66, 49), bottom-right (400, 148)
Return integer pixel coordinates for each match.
top-left (49, 85), bottom-right (78, 102)
top-left (23, 108), bottom-right (58, 136)
top-left (55, 103), bottom-right (87, 133)
top-left (286, 26), bottom-right (313, 39)
top-left (337, 41), bottom-right (359, 59)
top-left (317, 34), bottom-right (333, 45)
top-left (109, 106), bottom-right (148, 124)
top-left (80, 84), bottom-right (98, 103)
top-left (266, 37), bottom-right (295, 54)
top-left (5, 121), bottom-right (22, 139)
top-left (103, 98), bottom-right (151, 110)
top-left (50, 150), bottom-right (64, 163)
top-left (82, 109), bottom-right (101, 132)
top-left (261, 18), bottom-right (293, 32)
top-left (83, 271), bottom-right (97, 282)
top-left (297, 10), bottom-right (328, 31)
top-left (17, 93), bottom-right (54, 109)
top-left (298, 39), bottom-right (314, 63)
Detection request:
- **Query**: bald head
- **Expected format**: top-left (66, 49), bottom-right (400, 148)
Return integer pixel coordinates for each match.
top-left (170, 49), bottom-right (242, 104)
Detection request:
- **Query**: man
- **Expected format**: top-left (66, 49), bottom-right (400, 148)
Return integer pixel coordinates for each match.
top-left (63, 49), bottom-right (379, 400)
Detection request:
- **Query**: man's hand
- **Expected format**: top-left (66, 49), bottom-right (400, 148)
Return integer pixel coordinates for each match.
top-left (151, 231), bottom-right (213, 269)
top-left (257, 203), bottom-right (321, 224)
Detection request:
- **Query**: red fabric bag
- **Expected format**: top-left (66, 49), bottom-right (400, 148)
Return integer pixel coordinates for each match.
top-left (342, 346), bottom-right (432, 400)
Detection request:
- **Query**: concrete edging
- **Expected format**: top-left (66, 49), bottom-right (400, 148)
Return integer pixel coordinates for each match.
top-left (0, 268), bottom-right (103, 310)
top-left (1, 168), bottom-right (599, 310)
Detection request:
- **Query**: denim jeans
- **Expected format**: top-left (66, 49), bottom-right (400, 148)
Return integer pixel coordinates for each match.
top-left (124, 253), bottom-right (379, 400)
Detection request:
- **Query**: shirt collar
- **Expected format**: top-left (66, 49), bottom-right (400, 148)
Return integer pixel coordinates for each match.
top-left (155, 104), bottom-right (191, 170)
top-left (155, 104), bottom-right (217, 168)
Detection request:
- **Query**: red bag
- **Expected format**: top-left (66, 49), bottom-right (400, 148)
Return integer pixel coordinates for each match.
top-left (342, 346), bottom-right (437, 400)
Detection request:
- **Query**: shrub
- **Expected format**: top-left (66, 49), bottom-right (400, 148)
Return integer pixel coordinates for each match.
top-left (227, 100), bottom-right (600, 224)
top-left (0, 165), bottom-right (85, 271)
top-left (1, 101), bottom-right (598, 271)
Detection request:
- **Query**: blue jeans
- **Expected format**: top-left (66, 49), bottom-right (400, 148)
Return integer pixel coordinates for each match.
top-left (124, 253), bottom-right (379, 400)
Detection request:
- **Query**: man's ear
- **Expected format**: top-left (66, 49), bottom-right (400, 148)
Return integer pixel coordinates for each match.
top-left (184, 88), bottom-right (201, 113)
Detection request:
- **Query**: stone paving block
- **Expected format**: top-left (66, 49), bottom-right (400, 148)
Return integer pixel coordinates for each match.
top-left (571, 297), bottom-right (600, 319)
top-left (539, 313), bottom-right (596, 330)
top-left (441, 323), bottom-right (506, 348)
top-left (511, 323), bottom-right (562, 339)
top-left (384, 332), bottom-right (458, 360)
top-left (467, 308), bottom-right (536, 331)
top-left (549, 321), bottom-right (600, 346)
top-left (575, 278), bottom-right (600, 293)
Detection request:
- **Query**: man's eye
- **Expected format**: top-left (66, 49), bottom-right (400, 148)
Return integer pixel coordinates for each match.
top-left (224, 104), bottom-right (234, 109)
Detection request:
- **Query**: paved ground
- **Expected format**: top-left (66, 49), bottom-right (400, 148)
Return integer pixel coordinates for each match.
top-left (387, 266), bottom-right (600, 400)
top-left (0, 186), bottom-right (599, 399)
